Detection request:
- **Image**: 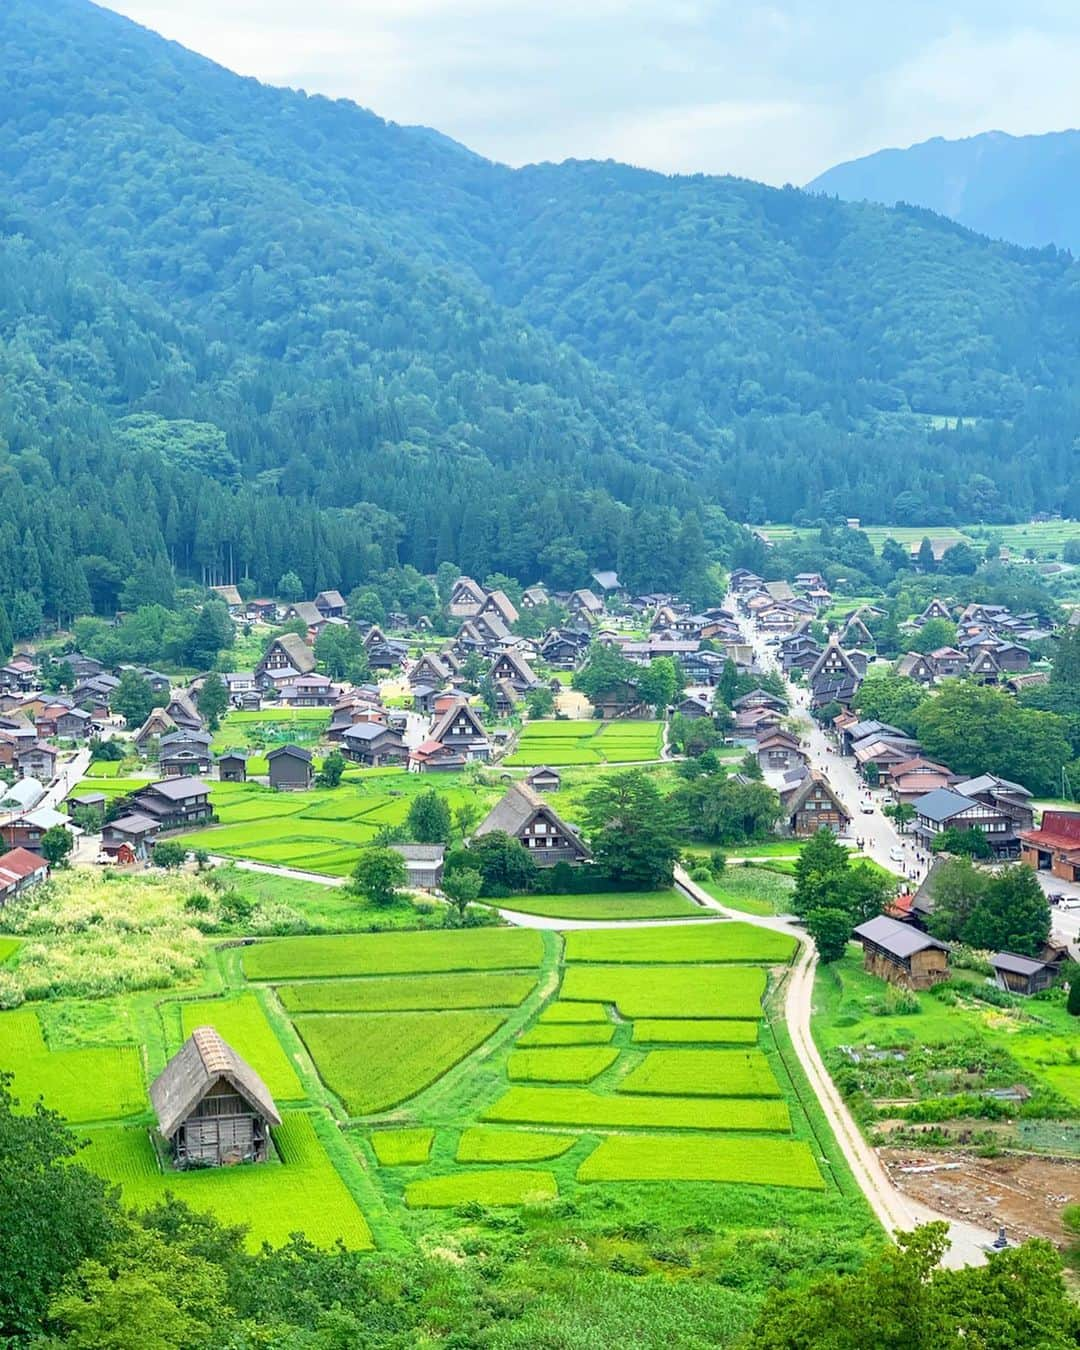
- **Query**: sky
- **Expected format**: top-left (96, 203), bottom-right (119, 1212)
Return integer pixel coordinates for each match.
top-left (102, 1), bottom-right (1080, 184)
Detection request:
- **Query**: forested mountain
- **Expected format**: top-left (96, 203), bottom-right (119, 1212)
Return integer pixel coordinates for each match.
top-left (808, 129), bottom-right (1080, 254)
top-left (2, 0), bottom-right (1080, 625)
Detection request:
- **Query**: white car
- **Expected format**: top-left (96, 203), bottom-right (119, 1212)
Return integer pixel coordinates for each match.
top-left (860, 803), bottom-right (874, 814)
top-left (1056, 895), bottom-right (1080, 911)
top-left (888, 846), bottom-right (905, 863)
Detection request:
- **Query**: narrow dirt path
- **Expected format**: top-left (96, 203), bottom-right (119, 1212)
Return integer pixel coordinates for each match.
top-left (674, 865), bottom-right (994, 1268)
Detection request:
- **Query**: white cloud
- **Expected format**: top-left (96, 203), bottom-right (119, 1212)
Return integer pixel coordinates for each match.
top-left (101, 3), bottom-right (1080, 183)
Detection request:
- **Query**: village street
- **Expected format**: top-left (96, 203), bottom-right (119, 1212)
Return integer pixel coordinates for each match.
top-left (731, 600), bottom-right (924, 885)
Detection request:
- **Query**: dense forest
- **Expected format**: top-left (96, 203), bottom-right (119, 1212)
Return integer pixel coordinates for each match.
top-left (1, 0), bottom-right (1080, 625)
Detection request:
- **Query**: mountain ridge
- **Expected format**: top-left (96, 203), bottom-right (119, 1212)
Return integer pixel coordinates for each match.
top-left (807, 127), bottom-right (1080, 253)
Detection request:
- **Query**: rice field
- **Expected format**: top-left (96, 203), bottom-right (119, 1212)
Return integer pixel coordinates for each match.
top-left (538, 1002), bottom-right (609, 1023)
top-left (0, 937), bottom-right (20, 965)
top-left (295, 1010), bottom-right (505, 1114)
top-left (0, 1008), bottom-right (144, 1122)
top-left (631, 1019), bottom-right (760, 1045)
top-left (559, 965), bottom-right (767, 1019)
top-left (243, 928), bottom-right (544, 980)
top-left (563, 923), bottom-right (796, 965)
top-left (405, 1168), bottom-right (559, 1208)
top-left (177, 993), bottom-right (305, 1100)
top-left (504, 719), bottom-right (663, 767)
top-left (176, 774), bottom-right (498, 875)
top-left (498, 890), bottom-right (704, 921)
top-left (277, 971), bottom-right (537, 1013)
top-left (618, 1049), bottom-right (782, 1098)
top-left (516, 1023), bottom-right (617, 1047)
top-left (577, 1134), bottom-right (825, 1190)
top-left (506, 1046), bottom-right (618, 1083)
top-left (483, 1087), bottom-right (791, 1132)
top-left (456, 1127), bottom-right (576, 1163)
top-left (78, 1114), bottom-right (374, 1249)
top-left (370, 1128), bottom-right (435, 1165)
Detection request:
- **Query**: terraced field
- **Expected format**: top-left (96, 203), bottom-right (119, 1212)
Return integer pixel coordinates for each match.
top-left (4, 885), bottom-right (850, 1268)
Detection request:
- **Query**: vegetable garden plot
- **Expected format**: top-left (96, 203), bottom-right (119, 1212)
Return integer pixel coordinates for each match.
top-left (371, 1128), bottom-right (435, 1165)
top-left (631, 1019), bottom-right (760, 1045)
top-left (178, 994), bottom-right (304, 1100)
top-left (278, 972), bottom-right (537, 1013)
top-left (456, 1127), bottom-right (576, 1163)
top-left (618, 1049), bottom-right (782, 1098)
top-left (294, 1010), bottom-right (505, 1114)
top-left (577, 1134), bottom-right (825, 1190)
top-left (484, 1087), bottom-right (791, 1132)
top-left (405, 1169), bottom-right (558, 1208)
top-left (79, 1114), bottom-right (374, 1250)
top-left (563, 923), bottom-right (795, 964)
top-left (507, 1046), bottom-right (618, 1083)
top-left (0, 1008), bottom-right (144, 1122)
top-left (516, 1023), bottom-right (616, 1047)
top-left (559, 965), bottom-right (766, 1019)
top-left (244, 927), bottom-right (544, 980)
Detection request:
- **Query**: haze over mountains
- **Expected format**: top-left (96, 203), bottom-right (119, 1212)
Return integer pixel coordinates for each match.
top-left (1, 0), bottom-right (1080, 610)
top-left (809, 128), bottom-right (1080, 255)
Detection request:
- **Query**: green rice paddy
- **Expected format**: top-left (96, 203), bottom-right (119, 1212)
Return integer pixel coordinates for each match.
top-left (504, 719), bottom-right (663, 767)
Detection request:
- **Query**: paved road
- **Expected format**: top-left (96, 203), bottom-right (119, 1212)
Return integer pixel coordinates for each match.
top-left (43, 746), bottom-right (92, 810)
top-left (734, 605), bottom-right (925, 885)
top-left (207, 856), bottom-right (346, 886)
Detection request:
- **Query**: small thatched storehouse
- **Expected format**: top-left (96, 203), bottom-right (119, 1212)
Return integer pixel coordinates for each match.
top-left (150, 1026), bottom-right (280, 1168)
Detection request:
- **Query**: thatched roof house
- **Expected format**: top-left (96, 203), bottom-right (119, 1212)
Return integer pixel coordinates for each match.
top-left (150, 1026), bottom-right (281, 1168)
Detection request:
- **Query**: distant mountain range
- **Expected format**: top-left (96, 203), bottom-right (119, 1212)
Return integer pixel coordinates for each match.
top-left (808, 129), bottom-right (1080, 253)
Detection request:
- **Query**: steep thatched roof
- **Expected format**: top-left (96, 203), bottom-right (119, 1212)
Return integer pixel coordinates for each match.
top-left (150, 1026), bottom-right (281, 1140)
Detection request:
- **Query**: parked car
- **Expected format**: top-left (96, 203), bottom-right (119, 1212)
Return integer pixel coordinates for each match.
top-left (1057, 895), bottom-right (1080, 912)
top-left (888, 846), bottom-right (905, 863)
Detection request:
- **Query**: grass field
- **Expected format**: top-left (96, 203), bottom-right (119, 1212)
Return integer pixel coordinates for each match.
top-left (405, 1168), bottom-right (559, 1208)
top-left (484, 1087), bottom-right (791, 1132)
top-left (757, 519), bottom-right (1080, 561)
top-left (497, 890), bottom-right (704, 921)
top-left (177, 993), bottom-right (305, 1100)
top-left (295, 1010), bottom-right (505, 1114)
top-left (0, 937), bottom-right (20, 964)
top-left (559, 965), bottom-right (767, 1019)
top-left (516, 1023), bottom-right (616, 1047)
top-left (577, 1135), bottom-right (825, 1190)
top-left (506, 1046), bottom-right (618, 1082)
top-left (619, 1049), bottom-right (782, 1098)
top-left (243, 928), bottom-right (544, 980)
top-left (456, 1127), bottom-right (577, 1163)
top-left (0, 1008), bottom-right (144, 1122)
top-left (79, 1114), bottom-right (373, 1250)
top-left (631, 1019), bottom-right (760, 1045)
top-left (704, 868), bottom-right (797, 918)
top-left (370, 1128), bottom-right (435, 1165)
top-left (563, 923), bottom-right (795, 965)
top-left (504, 720), bottom-right (663, 767)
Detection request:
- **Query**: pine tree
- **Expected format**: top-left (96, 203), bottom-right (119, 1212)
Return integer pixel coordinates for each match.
top-left (0, 598), bottom-right (12, 664)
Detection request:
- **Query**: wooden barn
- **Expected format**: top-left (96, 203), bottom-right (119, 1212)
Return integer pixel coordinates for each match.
top-left (852, 915), bottom-right (950, 991)
top-left (150, 1026), bottom-right (281, 1169)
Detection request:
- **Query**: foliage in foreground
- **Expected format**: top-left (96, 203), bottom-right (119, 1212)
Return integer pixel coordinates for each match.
top-left (745, 1221), bottom-right (1080, 1349)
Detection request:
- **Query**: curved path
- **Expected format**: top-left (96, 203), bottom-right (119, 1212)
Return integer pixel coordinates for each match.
top-left (500, 865), bottom-right (993, 1268)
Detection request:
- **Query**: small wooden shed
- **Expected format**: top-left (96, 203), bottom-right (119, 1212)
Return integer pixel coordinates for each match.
top-left (218, 751), bottom-right (249, 783)
top-left (989, 952), bottom-right (1057, 997)
top-left (852, 914), bottom-right (950, 991)
top-left (150, 1026), bottom-right (281, 1168)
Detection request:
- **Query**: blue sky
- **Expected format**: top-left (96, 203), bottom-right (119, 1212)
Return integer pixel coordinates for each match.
top-left (103, 1), bottom-right (1080, 183)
